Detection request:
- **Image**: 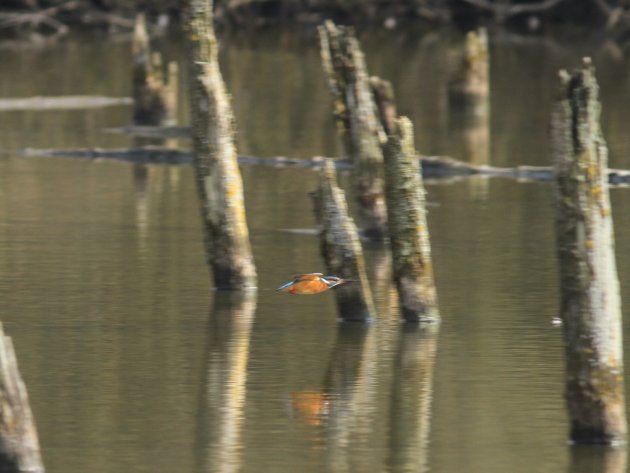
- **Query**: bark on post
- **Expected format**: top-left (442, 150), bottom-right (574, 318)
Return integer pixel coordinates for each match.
top-left (318, 20), bottom-right (387, 241)
top-left (132, 13), bottom-right (177, 126)
top-left (185, 0), bottom-right (257, 290)
top-left (383, 117), bottom-right (439, 323)
top-left (0, 323), bottom-right (44, 473)
top-left (552, 58), bottom-right (626, 445)
top-left (312, 159), bottom-right (376, 322)
top-left (448, 28), bottom-right (489, 116)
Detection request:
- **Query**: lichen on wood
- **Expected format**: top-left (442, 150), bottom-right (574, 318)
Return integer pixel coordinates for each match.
top-left (318, 20), bottom-right (387, 240)
top-left (185, 0), bottom-right (257, 290)
top-left (312, 159), bottom-right (376, 322)
top-left (552, 57), bottom-right (626, 445)
top-left (382, 117), bottom-right (439, 323)
top-left (0, 323), bottom-right (44, 473)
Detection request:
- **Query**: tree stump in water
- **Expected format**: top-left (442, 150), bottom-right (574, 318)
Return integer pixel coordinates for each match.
top-left (552, 58), bottom-right (627, 445)
top-left (383, 117), bottom-right (439, 323)
top-left (448, 28), bottom-right (489, 119)
top-left (132, 13), bottom-right (177, 126)
top-left (0, 324), bottom-right (44, 473)
top-left (312, 159), bottom-right (376, 322)
top-left (185, 0), bottom-right (257, 290)
top-left (318, 20), bottom-right (388, 241)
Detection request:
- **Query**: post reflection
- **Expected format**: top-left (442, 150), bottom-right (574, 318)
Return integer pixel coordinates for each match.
top-left (387, 324), bottom-right (439, 473)
top-left (325, 323), bottom-right (379, 473)
top-left (568, 446), bottom-right (627, 473)
top-left (195, 291), bottom-right (257, 473)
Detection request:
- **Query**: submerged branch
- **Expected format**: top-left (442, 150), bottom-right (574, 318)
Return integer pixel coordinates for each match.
top-left (9, 146), bottom-right (630, 186)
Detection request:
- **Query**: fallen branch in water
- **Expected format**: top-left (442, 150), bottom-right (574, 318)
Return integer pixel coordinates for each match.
top-left (0, 95), bottom-right (132, 111)
top-left (103, 125), bottom-right (190, 139)
top-left (8, 146), bottom-right (630, 186)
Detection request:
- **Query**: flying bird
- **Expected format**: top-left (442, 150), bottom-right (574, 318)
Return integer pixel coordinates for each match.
top-left (276, 273), bottom-right (353, 295)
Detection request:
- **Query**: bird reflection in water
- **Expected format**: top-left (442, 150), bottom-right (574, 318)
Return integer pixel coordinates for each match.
top-left (291, 390), bottom-right (333, 427)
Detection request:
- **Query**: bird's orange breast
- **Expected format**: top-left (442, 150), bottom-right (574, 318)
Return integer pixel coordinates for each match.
top-left (282, 279), bottom-right (330, 295)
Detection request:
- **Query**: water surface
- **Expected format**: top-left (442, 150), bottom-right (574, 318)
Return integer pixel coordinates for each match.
top-left (1, 26), bottom-right (630, 473)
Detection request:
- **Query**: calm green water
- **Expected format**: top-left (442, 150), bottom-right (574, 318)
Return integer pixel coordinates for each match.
top-left (1, 26), bottom-right (630, 473)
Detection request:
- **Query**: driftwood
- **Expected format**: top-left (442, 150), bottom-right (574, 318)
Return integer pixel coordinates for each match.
top-left (311, 159), bottom-right (376, 322)
top-left (14, 146), bottom-right (630, 187)
top-left (0, 323), bottom-right (44, 473)
top-left (0, 96), bottom-right (131, 111)
top-left (103, 126), bottom-right (190, 140)
top-left (552, 58), bottom-right (626, 445)
top-left (383, 117), bottom-right (439, 323)
top-left (461, 0), bottom-right (566, 23)
top-left (185, 0), bottom-right (257, 290)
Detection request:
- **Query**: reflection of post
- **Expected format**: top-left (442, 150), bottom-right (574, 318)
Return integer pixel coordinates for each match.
top-left (196, 292), bottom-right (256, 473)
top-left (0, 323), bottom-right (44, 473)
top-left (552, 59), bottom-right (626, 445)
top-left (325, 324), bottom-right (380, 473)
top-left (568, 446), bottom-right (627, 473)
top-left (386, 324), bottom-right (438, 473)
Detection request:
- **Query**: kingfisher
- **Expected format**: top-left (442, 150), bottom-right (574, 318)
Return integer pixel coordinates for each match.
top-left (276, 273), bottom-right (352, 295)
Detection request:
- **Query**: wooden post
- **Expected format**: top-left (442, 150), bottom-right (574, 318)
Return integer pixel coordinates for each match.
top-left (383, 117), bottom-right (439, 323)
top-left (132, 13), bottom-right (177, 126)
top-left (312, 159), bottom-right (376, 322)
top-left (185, 0), bottom-right (257, 290)
top-left (552, 58), bottom-right (627, 445)
top-left (0, 324), bottom-right (44, 473)
top-left (370, 76), bottom-right (397, 136)
top-left (448, 28), bottom-right (489, 116)
top-left (318, 20), bottom-right (387, 241)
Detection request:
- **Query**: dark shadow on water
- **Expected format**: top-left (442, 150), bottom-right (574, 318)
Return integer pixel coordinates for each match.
top-left (194, 291), bottom-right (257, 473)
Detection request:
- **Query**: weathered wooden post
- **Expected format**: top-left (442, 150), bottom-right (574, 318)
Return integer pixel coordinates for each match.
top-left (312, 159), bottom-right (376, 322)
top-left (552, 58), bottom-right (626, 445)
top-left (132, 13), bottom-right (178, 126)
top-left (370, 76), bottom-right (397, 136)
top-left (383, 117), bottom-right (439, 323)
top-left (318, 21), bottom-right (387, 240)
top-left (0, 323), bottom-right (44, 473)
top-left (185, 0), bottom-right (257, 290)
top-left (448, 28), bottom-right (489, 114)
